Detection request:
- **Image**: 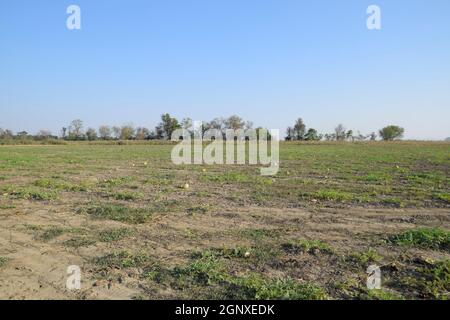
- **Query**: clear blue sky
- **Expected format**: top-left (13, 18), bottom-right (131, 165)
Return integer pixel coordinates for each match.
top-left (1, 0), bottom-right (449, 139)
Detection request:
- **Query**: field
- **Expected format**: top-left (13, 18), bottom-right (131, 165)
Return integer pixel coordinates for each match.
top-left (0, 141), bottom-right (449, 300)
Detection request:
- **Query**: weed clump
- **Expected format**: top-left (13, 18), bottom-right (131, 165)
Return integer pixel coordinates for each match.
top-left (390, 228), bottom-right (450, 251)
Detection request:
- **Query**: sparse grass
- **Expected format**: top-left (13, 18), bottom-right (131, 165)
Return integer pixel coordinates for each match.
top-left (0, 257), bottom-right (9, 268)
top-left (312, 190), bottom-right (354, 202)
top-left (282, 239), bottom-right (334, 255)
top-left (64, 237), bottom-right (97, 248)
top-left (0, 142), bottom-right (449, 299)
top-left (79, 204), bottom-right (153, 224)
top-left (240, 228), bottom-right (282, 240)
top-left (93, 251), bottom-right (151, 269)
top-left (390, 228), bottom-right (450, 251)
top-left (365, 289), bottom-right (404, 300)
top-left (10, 187), bottom-right (58, 200)
top-left (33, 178), bottom-right (88, 192)
top-left (37, 226), bottom-right (65, 241)
top-left (349, 249), bottom-right (382, 265)
top-left (187, 204), bottom-right (211, 215)
top-left (400, 260), bottom-right (450, 299)
top-left (110, 191), bottom-right (144, 201)
top-left (170, 254), bottom-right (327, 300)
top-left (98, 228), bottom-right (134, 242)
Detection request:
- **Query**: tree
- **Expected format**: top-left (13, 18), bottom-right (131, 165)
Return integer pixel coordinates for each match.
top-left (304, 128), bottom-right (322, 141)
top-left (346, 130), bottom-right (354, 142)
top-left (224, 115), bottom-right (245, 131)
top-left (181, 118), bottom-right (193, 130)
top-left (245, 121), bottom-right (253, 130)
top-left (285, 127), bottom-right (294, 141)
top-left (156, 114), bottom-right (180, 139)
top-left (61, 127), bottom-right (67, 139)
top-left (0, 129), bottom-right (13, 139)
top-left (334, 124), bottom-right (346, 141)
top-left (37, 130), bottom-right (52, 139)
top-left (293, 118), bottom-right (306, 140)
top-left (369, 132), bottom-right (377, 141)
top-left (135, 127), bottom-right (150, 140)
top-left (99, 125), bottom-right (112, 140)
top-left (112, 126), bottom-right (121, 140)
top-left (85, 128), bottom-right (98, 141)
top-left (379, 125), bottom-right (405, 141)
top-left (68, 119), bottom-right (84, 140)
top-left (120, 125), bottom-right (135, 140)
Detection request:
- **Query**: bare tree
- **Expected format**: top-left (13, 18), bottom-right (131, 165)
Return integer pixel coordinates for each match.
top-left (334, 124), bottom-right (346, 141)
top-left (37, 130), bottom-right (52, 138)
top-left (69, 119), bottom-right (84, 139)
top-left (99, 125), bottom-right (112, 140)
top-left (224, 115), bottom-right (245, 131)
top-left (135, 127), bottom-right (150, 140)
top-left (112, 126), bottom-right (121, 140)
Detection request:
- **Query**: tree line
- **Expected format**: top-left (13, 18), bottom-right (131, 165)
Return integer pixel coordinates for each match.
top-left (0, 114), bottom-right (406, 142)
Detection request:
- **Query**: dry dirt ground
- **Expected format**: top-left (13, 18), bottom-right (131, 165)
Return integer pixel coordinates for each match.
top-left (0, 203), bottom-right (448, 299)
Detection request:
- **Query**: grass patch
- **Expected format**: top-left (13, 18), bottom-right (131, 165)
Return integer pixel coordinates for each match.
top-left (98, 177), bottom-right (133, 188)
top-left (33, 178), bottom-right (88, 192)
top-left (193, 247), bottom-right (251, 260)
top-left (349, 249), bottom-right (382, 265)
top-left (110, 191), bottom-right (144, 201)
top-left (80, 204), bottom-right (152, 224)
top-left (232, 274), bottom-right (328, 300)
top-left (311, 190), bottom-right (353, 202)
top-left (400, 260), bottom-right (450, 299)
top-left (365, 289), bottom-right (403, 300)
top-left (171, 255), bottom-right (327, 299)
top-left (36, 226), bottom-right (65, 241)
top-left (10, 187), bottom-right (57, 200)
top-left (389, 228), bottom-right (450, 251)
top-left (0, 257), bottom-right (9, 268)
top-left (98, 228), bottom-right (134, 242)
top-left (240, 228), bottom-right (282, 240)
top-left (434, 193), bottom-right (450, 203)
top-left (93, 251), bottom-right (151, 269)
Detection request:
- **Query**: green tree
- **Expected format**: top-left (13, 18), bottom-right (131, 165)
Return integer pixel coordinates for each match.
top-left (304, 128), bottom-right (321, 141)
top-left (293, 118), bottom-right (306, 140)
top-left (86, 128), bottom-right (98, 141)
top-left (379, 125), bottom-right (405, 141)
top-left (156, 114), bottom-right (181, 139)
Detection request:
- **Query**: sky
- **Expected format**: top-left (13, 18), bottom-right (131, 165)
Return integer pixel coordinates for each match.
top-left (0, 0), bottom-right (449, 140)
